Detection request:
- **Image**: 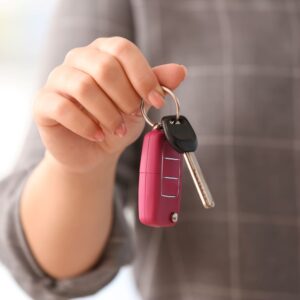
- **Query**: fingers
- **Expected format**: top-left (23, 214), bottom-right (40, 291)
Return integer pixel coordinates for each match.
top-left (66, 39), bottom-right (187, 111)
top-left (152, 64), bottom-right (187, 90)
top-left (90, 37), bottom-right (166, 108)
top-left (46, 65), bottom-right (127, 137)
top-left (34, 91), bottom-right (105, 142)
top-left (64, 47), bottom-right (141, 115)
top-left (39, 37), bottom-right (187, 146)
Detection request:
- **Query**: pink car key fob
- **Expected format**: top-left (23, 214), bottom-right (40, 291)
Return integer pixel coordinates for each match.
top-left (138, 129), bottom-right (183, 227)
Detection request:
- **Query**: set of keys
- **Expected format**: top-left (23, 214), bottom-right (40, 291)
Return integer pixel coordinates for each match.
top-left (138, 86), bottom-right (215, 227)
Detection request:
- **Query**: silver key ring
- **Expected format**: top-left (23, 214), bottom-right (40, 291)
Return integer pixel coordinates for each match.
top-left (140, 86), bottom-right (181, 127)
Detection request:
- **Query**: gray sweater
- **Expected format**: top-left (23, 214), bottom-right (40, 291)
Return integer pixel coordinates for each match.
top-left (1, 0), bottom-right (300, 299)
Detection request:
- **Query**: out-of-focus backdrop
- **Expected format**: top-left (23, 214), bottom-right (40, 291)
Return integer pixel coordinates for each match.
top-left (0, 0), bottom-right (141, 299)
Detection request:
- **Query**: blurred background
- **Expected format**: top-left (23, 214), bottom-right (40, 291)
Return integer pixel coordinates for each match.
top-left (0, 0), bottom-right (141, 299)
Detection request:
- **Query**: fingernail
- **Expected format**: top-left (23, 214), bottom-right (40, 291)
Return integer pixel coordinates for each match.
top-left (114, 122), bottom-right (127, 137)
top-left (155, 85), bottom-right (165, 96)
top-left (181, 65), bottom-right (188, 77)
top-left (93, 130), bottom-right (105, 142)
top-left (148, 89), bottom-right (165, 109)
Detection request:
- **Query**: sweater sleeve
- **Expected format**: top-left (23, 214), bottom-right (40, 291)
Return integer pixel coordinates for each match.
top-left (0, 0), bottom-right (137, 299)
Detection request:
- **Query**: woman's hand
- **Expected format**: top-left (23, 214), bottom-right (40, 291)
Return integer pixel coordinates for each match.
top-left (34, 36), bottom-right (187, 173)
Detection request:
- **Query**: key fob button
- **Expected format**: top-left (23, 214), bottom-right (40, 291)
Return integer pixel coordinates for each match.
top-left (162, 178), bottom-right (179, 197)
top-left (162, 158), bottom-right (180, 178)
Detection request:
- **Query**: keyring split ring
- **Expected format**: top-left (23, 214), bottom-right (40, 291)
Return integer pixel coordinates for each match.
top-left (140, 86), bottom-right (181, 127)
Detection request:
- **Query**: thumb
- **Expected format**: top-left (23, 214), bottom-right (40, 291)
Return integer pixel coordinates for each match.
top-left (142, 64), bottom-right (187, 112)
top-left (152, 63), bottom-right (187, 90)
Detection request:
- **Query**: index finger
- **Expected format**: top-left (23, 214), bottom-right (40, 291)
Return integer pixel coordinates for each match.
top-left (90, 37), bottom-right (165, 109)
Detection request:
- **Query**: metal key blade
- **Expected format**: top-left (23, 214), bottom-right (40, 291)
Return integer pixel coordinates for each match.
top-left (183, 152), bottom-right (215, 208)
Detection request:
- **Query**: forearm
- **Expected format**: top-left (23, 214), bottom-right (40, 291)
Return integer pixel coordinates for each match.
top-left (20, 151), bottom-right (119, 280)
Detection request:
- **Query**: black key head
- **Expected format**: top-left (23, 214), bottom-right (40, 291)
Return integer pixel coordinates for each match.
top-left (161, 115), bottom-right (198, 153)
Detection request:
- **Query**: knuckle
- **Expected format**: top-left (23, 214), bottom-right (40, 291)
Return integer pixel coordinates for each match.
top-left (64, 47), bottom-right (82, 62)
top-left (95, 55), bottom-right (118, 82)
top-left (110, 36), bottom-right (135, 56)
top-left (52, 98), bottom-right (69, 119)
top-left (32, 90), bottom-right (44, 120)
top-left (74, 73), bottom-right (93, 97)
top-left (91, 37), bottom-right (104, 47)
top-left (47, 65), bottom-right (62, 83)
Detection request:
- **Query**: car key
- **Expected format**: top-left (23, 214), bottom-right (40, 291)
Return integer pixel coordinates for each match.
top-left (138, 128), bottom-right (183, 227)
top-left (162, 115), bottom-right (215, 209)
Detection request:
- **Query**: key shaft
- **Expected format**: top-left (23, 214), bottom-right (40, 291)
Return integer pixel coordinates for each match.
top-left (183, 152), bottom-right (215, 208)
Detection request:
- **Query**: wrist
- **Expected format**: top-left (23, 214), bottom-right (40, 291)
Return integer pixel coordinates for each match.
top-left (43, 150), bottom-right (119, 179)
